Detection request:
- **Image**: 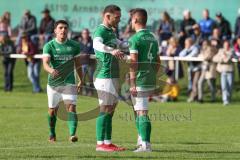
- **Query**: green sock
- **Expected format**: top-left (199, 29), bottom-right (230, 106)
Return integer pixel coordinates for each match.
top-left (139, 115), bottom-right (151, 142)
top-left (104, 113), bottom-right (112, 141)
top-left (67, 112), bottom-right (78, 136)
top-left (47, 114), bottom-right (57, 137)
top-left (96, 112), bottom-right (107, 141)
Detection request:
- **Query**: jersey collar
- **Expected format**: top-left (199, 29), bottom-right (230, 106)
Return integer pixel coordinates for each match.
top-left (55, 38), bottom-right (68, 44)
top-left (136, 28), bottom-right (147, 33)
top-left (100, 24), bottom-right (112, 31)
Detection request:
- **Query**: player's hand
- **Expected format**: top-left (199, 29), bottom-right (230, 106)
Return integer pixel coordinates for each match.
top-left (130, 86), bottom-right (137, 97)
top-left (111, 49), bottom-right (124, 60)
top-left (50, 69), bottom-right (60, 78)
top-left (77, 81), bottom-right (82, 93)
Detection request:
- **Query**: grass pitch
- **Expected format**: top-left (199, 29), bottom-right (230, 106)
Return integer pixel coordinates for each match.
top-left (0, 60), bottom-right (240, 159)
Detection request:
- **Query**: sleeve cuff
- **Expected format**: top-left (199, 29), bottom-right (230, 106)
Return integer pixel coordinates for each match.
top-left (130, 50), bottom-right (138, 54)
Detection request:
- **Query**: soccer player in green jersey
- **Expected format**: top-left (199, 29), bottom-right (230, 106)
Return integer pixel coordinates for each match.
top-left (129, 8), bottom-right (160, 152)
top-left (42, 20), bottom-right (82, 143)
top-left (93, 5), bottom-right (126, 152)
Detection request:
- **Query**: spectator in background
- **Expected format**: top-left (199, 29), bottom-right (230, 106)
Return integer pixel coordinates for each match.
top-left (213, 40), bottom-right (234, 106)
top-left (17, 32), bottom-right (42, 93)
top-left (233, 36), bottom-right (240, 81)
top-left (165, 37), bottom-right (182, 79)
top-left (192, 24), bottom-right (203, 47)
top-left (234, 8), bottom-right (240, 38)
top-left (79, 28), bottom-right (95, 96)
top-left (0, 15), bottom-right (11, 37)
top-left (157, 11), bottom-right (175, 43)
top-left (209, 28), bottom-right (222, 49)
top-left (198, 40), bottom-right (218, 103)
top-left (179, 38), bottom-right (201, 102)
top-left (122, 9), bottom-right (135, 40)
top-left (215, 12), bottom-right (232, 40)
top-left (199, 9), bottom-right (216, 39)
top-left (0, 32), bottom-right (15, 91)
top-left (18, 10), bottom-right (38, 45)
top-left (179, 9), bottom-right (196, 49)
top-left (39, 8), bottom-right (55, 45)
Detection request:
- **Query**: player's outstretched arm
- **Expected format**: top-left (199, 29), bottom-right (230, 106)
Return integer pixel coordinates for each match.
top-left (42, 56), bottom-right (59, 78)
top-left (93, 37), bottom-right (124, 59)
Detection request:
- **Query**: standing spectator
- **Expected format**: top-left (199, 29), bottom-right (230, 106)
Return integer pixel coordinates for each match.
top-left (17, 33), bottom-right (42, 93)
top-left (233, 36), bottom-right (240, 81)
top-left (213, 40), bottom-right (234, 106)
top-left (215, 12), bottom-right (232, 40)
top-left (0, 32), bottom-right (15, 91)
top-left (39, 8), bottom-right (55, 45)
top-left (79, 28), bottom-right (95, 96)
top-left (199, 9), bottom-right (216, 39)
top-left (179, 38), bottom-right (201, 102)
top-left (234, 8), bottom-right (240, 38)
top-left (179, 10), bottom-right (196, 48)
top-left (157, 11), bottom-right (175, 43)
top-left (0, 15), bottom-right (11, 37)
top-left (198, 40), bottom-right (218, 102)
top-left (18, 10), bottom-right (38, 45)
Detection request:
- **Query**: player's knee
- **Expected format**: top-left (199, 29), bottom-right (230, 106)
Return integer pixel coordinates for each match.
top-left (136, 110), bottom-right (148, 116)
top-left (48, 108), bottom-right (57, 116)
top-left (68, 104), bottom-right (76, 112)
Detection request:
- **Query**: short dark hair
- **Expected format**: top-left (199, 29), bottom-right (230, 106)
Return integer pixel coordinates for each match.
top-left (54, 20), bottom-right (69, 29)
top-left (132, 8), bottom-right (148, 25)
top-left (103, 5), bottom-right (121, 14)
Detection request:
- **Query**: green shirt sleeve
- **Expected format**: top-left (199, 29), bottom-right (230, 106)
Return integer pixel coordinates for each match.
top-left (43, 43), bottom-right (51, 57)
top-left (129, 36), bottom-right (138, 54)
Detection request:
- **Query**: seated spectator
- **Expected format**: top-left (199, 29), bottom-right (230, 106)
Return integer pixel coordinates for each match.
top-left (198, 40), bottom-right (218, 103)
top-left (151, 77), bottom-right (180, 102)
top-left (233, 36), bottom-right (240, 81)
top-left (79, 28), bottom-right (95, 96)
top-left (213, 40), bottom-right (234, 106)
top-left (157, 11), bottom-right (175, 43)
top-left (179, 9), bottom-right (196, 48)
top-left (165, 37), bottom-right (182, 79)
top-left (215, 12), bottom-right (232, 40)
top-left (39, 8), bottom-right (55, 46)
top-left (192, 24), bottom-right (203, 47)
top-left (209, 28), bottom-right (222, 49)
top-left (198, 9), bottom-right (216, 40)
top-left (0, 32), bottom-right (15, 91)
top-left (179, 38), bottom-right (201, 102)
top-left (17, 33), bottom-right (42, 93)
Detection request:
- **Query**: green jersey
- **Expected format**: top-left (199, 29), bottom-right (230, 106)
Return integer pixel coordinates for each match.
top-left (129, 29), bottom-right (159, 88)
top-left (43, 39), bottom-right (80, 87)
top-left (93, 24), bottom-right (119, 78)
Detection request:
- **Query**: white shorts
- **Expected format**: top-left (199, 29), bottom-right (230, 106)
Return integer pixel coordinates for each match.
top-left (47, 85), bottom-right (78, 108)
top-left (94, 78), bottom-right (119, 106)
top-left (132, 87), bottom-right (155, 111)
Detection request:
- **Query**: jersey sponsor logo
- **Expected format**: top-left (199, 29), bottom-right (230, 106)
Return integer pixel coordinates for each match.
top-left (54, 55), bottom-right (74, 61)
top-left (67, 46), bottom-right (72, 51)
